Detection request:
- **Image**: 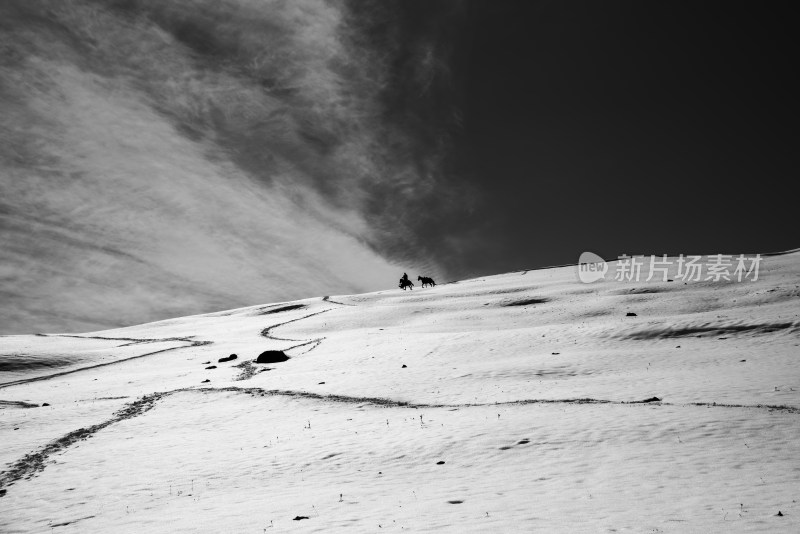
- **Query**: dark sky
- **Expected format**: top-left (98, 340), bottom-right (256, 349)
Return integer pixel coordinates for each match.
top-left (446, 0), bottom-right (797, 272)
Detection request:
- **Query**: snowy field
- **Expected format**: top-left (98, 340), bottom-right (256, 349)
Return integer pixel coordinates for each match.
top-left (1, 252), bottom-right (799, 532)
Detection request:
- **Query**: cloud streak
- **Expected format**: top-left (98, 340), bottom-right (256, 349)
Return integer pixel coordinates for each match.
top-left (1, 0), bottom-right (471, 333)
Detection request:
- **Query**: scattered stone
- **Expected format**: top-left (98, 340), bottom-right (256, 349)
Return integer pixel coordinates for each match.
top-left (676, 346), bottom-right (681, 348)
top-left (740, 359), bottom-right (746, 362)
top-left (551, 352), bottom-right (560, 355)
top-left (0, 489), bottom-right (5, 497)
top-left (517, 439), bottom-right (530, 445)
top-left (401, 364), bottom-right (407, 368)
top-left (218, 354), bottom-right (238, 363)
top-left (637, 396), bottom-right (661, 403)
top-left (41, 403), bottom-right (50, 407)
top-left (318, 382), bottom-right (326, 385)
top-left (626, 312), bottom-right (637, 317)
top-left (293, 516), bottom-right (309, 521)
top-left (667, 279), bottom-right (674, 282)
top-left (256, 350), bottom-right (289, 364)
top-left (448, 500), bottom-right (464, 504)
top-left (776, 511), bottom-right (784, 516)
top-left (205, 365), bottom-right (217, 369)
top-left (201, 379), bottom-right (210, 383)
top-left (202, 361), bottom-right (210, 364)
top-left (436, 461), bottom-right (445, 465)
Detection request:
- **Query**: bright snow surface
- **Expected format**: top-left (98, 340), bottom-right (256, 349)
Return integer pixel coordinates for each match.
top-left (1, 252), bottom-right (799, 532)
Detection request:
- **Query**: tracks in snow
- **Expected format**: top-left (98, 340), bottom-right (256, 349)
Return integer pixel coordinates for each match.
top-left (260, 308), bottom-right (333, 356)
top-left (0, 336), bottom-right (212, 390)
top-left (2, 385), bottom-right (797, 496)
top-left (257, 295), bottom-right (354, 355)
top-left (2, 295), bottom-right (352, 389)
top-left (0, 391), bottom-right (165, 494)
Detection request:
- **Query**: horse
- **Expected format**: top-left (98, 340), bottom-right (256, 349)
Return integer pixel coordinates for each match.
top-left (399, 278), bottom-right (414, 290)
top-left (417, 276), bottom-right (436, 288)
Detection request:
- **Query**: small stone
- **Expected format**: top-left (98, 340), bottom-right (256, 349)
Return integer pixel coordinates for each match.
top-left (201, 379), bottom-right (210, 383)
top-left (41, 403), bottom-right (50, 407)
top-left (218, 354), bottom-right (238, 363)
top-left (293, 516), bottom-right (309, 521)
top-left (626, 312), bottom-right (637, 317)
top-left (436, 461), bottom-right (445, 465)
top-left (205, 365), bottom-right (217, 369)
top-left (401, 364), bottom-right (407, 368)
top-left (776, 511), bottom-right (784, 517)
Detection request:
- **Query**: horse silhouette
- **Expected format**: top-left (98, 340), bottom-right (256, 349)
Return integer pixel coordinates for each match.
top-left (417, 276), bottom-right (436, 288)
top-left (399, 278), bottom-right (414, 290)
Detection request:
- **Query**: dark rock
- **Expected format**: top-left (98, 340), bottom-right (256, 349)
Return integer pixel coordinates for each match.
top-left (551, 352), bottom-right (560, 355)
top-left (626, 312), bottom-right (637, 317)
top-left (448, 500), bottom-right (464, 504)
top-left (293, 516), bottom-right (309, 521)
top-left (318, 382), bottom-right (325, 385)
top-left (218, 354), bottom-right (238, 363)
top-left (436, 461), bottom-right (445, 465)
top-left (205, 365), bottom-right (217, 369)
top-left (201, 379), bottom-right (210, 383)
top-left (740, 359), bottom-right (746, 362)
top-left (401, 364), bottom-right (407, 368)
top-left (41, 403), bottom-right (50, 407)
top-left (202, 361), bottom-right (210, 364)
top-left (637, 396), bottom-right (661, 403)
top-left (256, 350), bottom-right (289, 364)
top-left (777, 511), bottom-right (784, 516)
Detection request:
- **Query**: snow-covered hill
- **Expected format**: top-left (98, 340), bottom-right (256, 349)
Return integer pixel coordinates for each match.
top-left (1, 252), bottom-right (799, 532)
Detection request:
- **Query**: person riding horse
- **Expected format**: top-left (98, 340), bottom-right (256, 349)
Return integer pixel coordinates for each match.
top-left (399, 272), bottom-right (413, 290)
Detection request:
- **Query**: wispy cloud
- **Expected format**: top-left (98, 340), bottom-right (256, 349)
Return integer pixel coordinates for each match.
top-left (1, 0), bottom-right (471, 333)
